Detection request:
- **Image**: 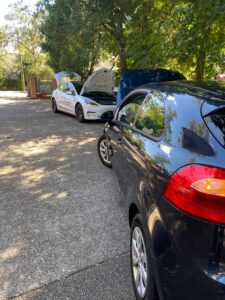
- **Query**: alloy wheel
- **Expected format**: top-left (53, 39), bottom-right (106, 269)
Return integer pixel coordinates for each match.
top-left (99, 139), bottom-right (111, 164)
top-left (76, 105), bottom-right (84, 121)
top-left (132, 226), bottom-right (148, 299)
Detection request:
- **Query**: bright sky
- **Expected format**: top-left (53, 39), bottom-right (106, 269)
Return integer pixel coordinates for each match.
top-left (0, 0), bottom-right (37, 26)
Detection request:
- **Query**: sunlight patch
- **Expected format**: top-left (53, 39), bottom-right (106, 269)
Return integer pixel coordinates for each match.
top-left (0, 242), bottom-right (25, 262)
top-left (21, 168), bottom-right (45, 187)
top-left (39, 192), bottom-right (53, 200)
top-left (78, 137), bottom-right (96, 146)
top-left (56, 191), bottom-right (68, 199)
top-left (0, 165), bottom-right (16, 176)
top-left (8, 135), bottom-right (62, 157)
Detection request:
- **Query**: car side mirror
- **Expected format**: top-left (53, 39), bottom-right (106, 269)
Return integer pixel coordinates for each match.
top-left (71, 90), bottom-right (76, 96)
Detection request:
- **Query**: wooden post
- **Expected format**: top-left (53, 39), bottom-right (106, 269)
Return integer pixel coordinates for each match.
top-left (52, 78), bottom-right (57, 91)
top-left (29, 79), bottom-right (37, 98)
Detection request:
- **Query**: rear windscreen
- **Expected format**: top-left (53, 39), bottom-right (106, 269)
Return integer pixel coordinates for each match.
top-left (204, 107), bottom-right (225, 148)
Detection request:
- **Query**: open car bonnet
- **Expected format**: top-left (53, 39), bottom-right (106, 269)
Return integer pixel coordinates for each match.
top-left (80, 68), bottom-right (115, 96)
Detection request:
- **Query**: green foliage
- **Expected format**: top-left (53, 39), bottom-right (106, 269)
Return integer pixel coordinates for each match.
top-left (0, 27), bottom-right (8, 87)
top-left (0, 67), bottom-right (4, 88)
top-left (6, 0), bottom-right (54, 81)
top-left (2, 78), bottom-right (21, 90)
top-left (40, 0), bottom-right (102, 79)
top-left (0, 27), bottom-right (7, 59)
top-left (165, 0), bottom-right (225, 79)
top-left (0, 29), bottom-right (21, 90)
top-left (40, 0), bottom-right (225, 80)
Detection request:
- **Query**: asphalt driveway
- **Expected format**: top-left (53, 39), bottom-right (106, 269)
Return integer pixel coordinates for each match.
top-left (0, 92), bottom-right (135, 299)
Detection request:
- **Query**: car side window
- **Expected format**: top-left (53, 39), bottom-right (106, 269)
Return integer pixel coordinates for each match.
top-left (134, 91), bottom-right (165, 138)
top-left (68, 83), bottom-right (75, 94)
top-left (64, 83), bottom-right (70, 93)
top-left (59, 83), bottom-right (64, 92)
top-left (60, 83), bottom-right (67, 93)
top-left (117, 93), bottom-right (147, 126)
top-left (67, 82), bottom-right (74, 93)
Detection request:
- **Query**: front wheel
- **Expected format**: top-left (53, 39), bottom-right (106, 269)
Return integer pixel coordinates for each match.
top-left (131, 214), bottom-right (159, 300)
top-left (97, 134), bottom-right (112, 168)
top-left (75, 103), bottom-right (85, 122)
top-left (52, 99), bottom-right (58, 113)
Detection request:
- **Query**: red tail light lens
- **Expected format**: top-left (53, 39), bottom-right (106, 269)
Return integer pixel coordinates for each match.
top-left (163, 165), bottom-right (225, 224)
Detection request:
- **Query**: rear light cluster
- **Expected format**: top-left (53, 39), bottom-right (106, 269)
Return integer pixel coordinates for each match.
top-left (163, 165), bottom-right (225, 224)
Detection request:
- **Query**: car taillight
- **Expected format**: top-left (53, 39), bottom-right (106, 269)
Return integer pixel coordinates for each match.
top-left (163, 165), bottom-right (225, 224)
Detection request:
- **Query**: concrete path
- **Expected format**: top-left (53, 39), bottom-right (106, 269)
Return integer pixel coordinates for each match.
top-left (0, 92), bottom-right (135, 299)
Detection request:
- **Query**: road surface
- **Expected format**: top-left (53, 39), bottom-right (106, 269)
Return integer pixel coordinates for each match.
top-left (0, 92), bottom-right (135, 300)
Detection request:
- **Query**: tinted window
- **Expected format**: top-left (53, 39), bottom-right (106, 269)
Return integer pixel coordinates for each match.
top-left (72, 82), bottom-right (83, 94)
top-left (64, 83), bottom-right (70, 93)
top-left (204, 107), bottom-right (225, 148)
top-left (117, 94), bottom-right (146, 126)
top-left (59, 83), bottom-right (64, 92)
top-left (59, 83), bottom-right (68, 93)
top-left (135, 91), bottom-right (165, 138)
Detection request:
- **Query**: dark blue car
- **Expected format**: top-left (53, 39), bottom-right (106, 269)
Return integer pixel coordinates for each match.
top-left (98, 81), bottom-right (225, 300)
top-left (116, 68), bottom-right (185, 106)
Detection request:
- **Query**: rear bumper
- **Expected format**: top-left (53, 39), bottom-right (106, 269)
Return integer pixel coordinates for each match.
top-left (83, 104), bottom-right (116, 120)
top-left (149, 197), bottom-right (225, 300)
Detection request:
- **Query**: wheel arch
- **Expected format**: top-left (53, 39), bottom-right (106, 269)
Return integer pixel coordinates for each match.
top-left (129, 203), bottom-right (139, 228)
top-left (75, 101), bottom-right (82, 108)
top-left (75, 101), bottom-right (82, 113)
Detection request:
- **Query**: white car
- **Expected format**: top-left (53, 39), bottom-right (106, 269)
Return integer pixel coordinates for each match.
top-left (51, 68), bottom-right (117, 122)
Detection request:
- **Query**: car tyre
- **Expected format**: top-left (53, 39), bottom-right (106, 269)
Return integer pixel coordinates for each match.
top-left (131, 214), bottom-right (159, 300)
top-left (52, 99), bottom-right (58, 113)
top-left (97, 134), bottom-right (112, 168)
top-left (75, 103), bottom-right (85, 122)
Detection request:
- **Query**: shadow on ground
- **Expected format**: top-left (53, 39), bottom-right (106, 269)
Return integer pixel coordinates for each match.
top-left (0, 96), bottom-right (134, 299)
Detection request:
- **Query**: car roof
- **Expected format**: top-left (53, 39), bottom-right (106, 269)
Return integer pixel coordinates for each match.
top-left (140, 80), bottom-right (225, 102)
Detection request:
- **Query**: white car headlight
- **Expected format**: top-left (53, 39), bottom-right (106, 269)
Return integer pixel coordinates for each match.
top-left (84, 99), bottom-right (99, 106)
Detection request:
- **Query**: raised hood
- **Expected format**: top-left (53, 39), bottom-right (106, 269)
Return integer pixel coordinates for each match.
top-left (80, 68), bottom-right (115, 96)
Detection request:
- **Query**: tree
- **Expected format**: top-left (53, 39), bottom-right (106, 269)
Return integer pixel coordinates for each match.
top-left (41, 0), bottom-right (137, 76)
top-left (0, 27), bottom-right (8, 88)
top-left (87, 0), bottom-right (133, 73)
top-left (162, 0), bottom-right (225, 79)
top-left (6, 0), bottom-right (53, 93)
top-left (0, 27), bottom-right (7, 58)
top-left (41, 0), bottom-right (225, 80)
top-left (41, 0), bottom-right (102, 79)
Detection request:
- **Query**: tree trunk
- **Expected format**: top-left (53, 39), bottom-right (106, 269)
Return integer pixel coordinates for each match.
top-left (195, 46), bottom-right (206, 81)
top-left (86, 57), bottom-right (96, 79)
top-left (18, 50), bottom-right (26, 91)
top-left (118, 43), bottom-right (127, 74)
top-left (117, 21), bottom-right (127, 74)
top-left (29, 79), bottom-right (37, 98)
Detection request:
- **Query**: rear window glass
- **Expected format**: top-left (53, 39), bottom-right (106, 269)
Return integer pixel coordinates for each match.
top-left (205, 108), bottom-right (225, 148)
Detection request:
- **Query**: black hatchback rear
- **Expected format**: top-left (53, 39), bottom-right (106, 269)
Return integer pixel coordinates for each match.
top-left (98, 81), bottom-right (225, 300)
